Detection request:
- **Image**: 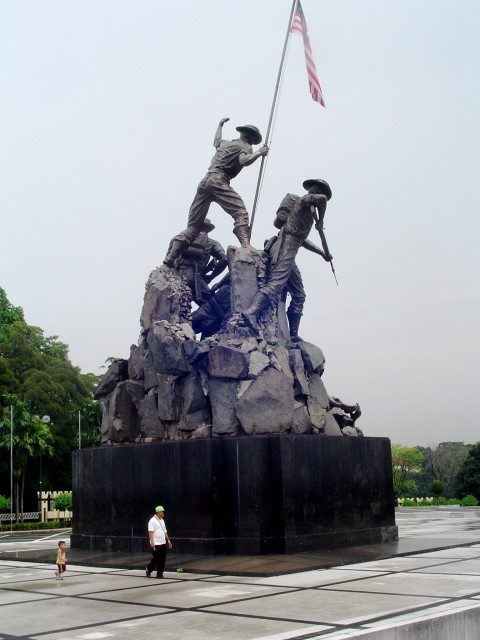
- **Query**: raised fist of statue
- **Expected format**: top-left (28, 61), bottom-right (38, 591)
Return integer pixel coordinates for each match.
top-left (219, 117), bottom-right (230, 126)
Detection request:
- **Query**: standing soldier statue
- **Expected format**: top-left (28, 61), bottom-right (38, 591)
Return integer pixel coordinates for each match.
top-left (164, 118), bottom-right (269, 267)
top-left (242, 179), bottom-right (333, 340)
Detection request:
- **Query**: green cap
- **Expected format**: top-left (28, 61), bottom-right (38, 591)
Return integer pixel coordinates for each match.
top-left (155, 505), bottom-right (164, 512)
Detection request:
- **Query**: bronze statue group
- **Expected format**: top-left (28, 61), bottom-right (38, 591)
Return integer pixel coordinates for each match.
top-left (163, 118), bottom-right (333, 341)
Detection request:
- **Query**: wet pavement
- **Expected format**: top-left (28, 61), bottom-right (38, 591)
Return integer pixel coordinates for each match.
top-left (0, 509), bottom-right (479, 639)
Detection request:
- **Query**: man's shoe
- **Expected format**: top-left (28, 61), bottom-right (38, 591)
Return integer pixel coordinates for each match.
top-left (156, 574), bottom-right (164, 579)
top-left (145, 568), bottom-right (151, 578)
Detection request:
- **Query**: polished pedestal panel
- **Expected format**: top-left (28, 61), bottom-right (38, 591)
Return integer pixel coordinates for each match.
top-left (71, 435), bottom-right (397, 555)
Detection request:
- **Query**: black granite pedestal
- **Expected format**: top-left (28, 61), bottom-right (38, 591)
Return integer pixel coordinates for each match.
top-left (71, 435), bottom-right (397, 555)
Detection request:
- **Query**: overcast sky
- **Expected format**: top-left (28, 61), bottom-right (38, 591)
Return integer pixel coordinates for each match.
top-left (2, 0), bottom-right (479, 447)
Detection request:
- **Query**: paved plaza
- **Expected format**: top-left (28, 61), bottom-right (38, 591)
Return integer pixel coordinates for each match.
top-left (1, 509), bottom-right (479, 639)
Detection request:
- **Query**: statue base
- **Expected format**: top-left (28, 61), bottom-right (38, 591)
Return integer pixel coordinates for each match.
top-left (71, 435), bottom-right (397, 555)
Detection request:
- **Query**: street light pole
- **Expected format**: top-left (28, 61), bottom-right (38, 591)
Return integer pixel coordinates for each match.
top-left (10, 405), bottom-right (13, 532)
top-left (37, 415), bottom-right (50, 523)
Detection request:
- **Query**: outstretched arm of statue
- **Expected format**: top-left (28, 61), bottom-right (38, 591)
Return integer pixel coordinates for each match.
top-left (301, 238), bottom-right (332, 261)
top-left (302, 238), bottom-right (333, 261)
top-left (214, 118), bottom-right (230, 148)
top-left (238, 144), bottom-right (269, 167)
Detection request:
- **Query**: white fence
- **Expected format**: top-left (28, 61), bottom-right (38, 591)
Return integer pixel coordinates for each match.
top-left (0, 491), bottom-right (72, 523)
top-left (0, 512), bottom-right (39, 522)
top-left (37, 491), bottom-right (72, 522)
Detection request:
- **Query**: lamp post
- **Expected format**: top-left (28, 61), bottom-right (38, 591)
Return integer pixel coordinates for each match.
top-left (10, 406), bottom-right (13, 532)
top-left (37, 415), bottom-right (50, 522)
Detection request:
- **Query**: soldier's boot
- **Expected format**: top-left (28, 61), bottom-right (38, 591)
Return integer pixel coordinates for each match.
top-left (287, 310), bottom-right (303, 342)
top-left (241, 291), bottom-right (269, 334)
top-left (163, 239), bottom-right (189, 267)
top-left (233, 224), bottom-right (251, 248)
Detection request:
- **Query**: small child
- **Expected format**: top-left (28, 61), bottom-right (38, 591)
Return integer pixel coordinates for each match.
top-left (55, 540), bottom-right (67, 580)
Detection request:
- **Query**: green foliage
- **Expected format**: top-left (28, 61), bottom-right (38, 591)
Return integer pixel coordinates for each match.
top-left (0, 393), bottom-right (55, 519)
top-left (78, 398), bottom-right (102, 447)
top-left (0, 520), bottom-right (65, 532)
top-left (433, 496), bottom-right (448, 505)
top-left (455, 442), bottom-right (480, 501)
top-left (460, 494), bottom-right (479, 506)
top-left (0, 288), bottom-right (69, 363)
top-left (0, 494), bottom-right (11, 512)
top-left (0, 288), bottom-right (24, 341)
top-left (391, 444), bottom-right (424, 497)
top-left (0, 394), bottom-right (54, 475)
top-left (430, 442), bottom-right (470, 498)
top-left (431, 480), bottom-right (444, 497)
top-left (53, 492), bottom-right (72, 512)
top-left (0, 288), bottom-right (102, 512)
top-left (415, 443), bottom-right (470, 498)
top-left (400, 498), bottom-right (432, 507)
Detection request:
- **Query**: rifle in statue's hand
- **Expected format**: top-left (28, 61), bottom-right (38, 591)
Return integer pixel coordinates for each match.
top-left (311, 205), bottom-right (339, 286)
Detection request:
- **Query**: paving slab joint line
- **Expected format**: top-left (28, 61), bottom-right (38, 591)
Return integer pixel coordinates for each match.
top-left (316, 596), bottom-right (480, 640)
top-left (319, 601), bottom-right (480, 640)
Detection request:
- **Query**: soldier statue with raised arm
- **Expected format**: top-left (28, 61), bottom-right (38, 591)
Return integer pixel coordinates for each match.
top-left (164, 118), bottom-right (268, 267)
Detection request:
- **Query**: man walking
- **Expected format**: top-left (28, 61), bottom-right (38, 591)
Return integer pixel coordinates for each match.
top-left (164, 118), bottom-right (268, 266)
top-left (146, 505), bottom-right (172, 579)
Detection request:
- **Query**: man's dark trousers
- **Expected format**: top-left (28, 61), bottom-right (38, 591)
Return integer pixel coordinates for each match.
top-left (147, 544), bottom-right (167, 577)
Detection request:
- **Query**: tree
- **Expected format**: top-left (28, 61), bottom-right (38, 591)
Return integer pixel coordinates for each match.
top-left (413, 446), bottom-right (435, 497)
top-left (391, 444), bottom-right (424, 497)
top-left (455, 443), bottom-right (480, 501)
top-left (78, 399), bottom-right (102, 447)
top-left (0, 495), bottom-right (11, 512)
top-left (431, 480), bottom-right (444, 501)
top-left (0, 394), bottom-right (54, 521)
top-left (0, 288), bottom-right (102, 501)
top-left (430, 442), bottom-right (470, 498)
top-left (53, 492), bottom-right (72, 523)
top-left (0, 287), bottom-right (24, 342)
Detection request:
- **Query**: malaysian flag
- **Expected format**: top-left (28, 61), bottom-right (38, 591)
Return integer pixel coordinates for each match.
top-left (291, 0), bottom-right (325, 107)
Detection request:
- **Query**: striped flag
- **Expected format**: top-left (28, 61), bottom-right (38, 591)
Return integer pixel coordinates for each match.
top-left (291, 0), bottom-right (325, 107)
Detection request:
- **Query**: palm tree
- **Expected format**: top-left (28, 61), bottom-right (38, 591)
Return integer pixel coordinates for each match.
top-left (0, 393), bottom-right (54, 522)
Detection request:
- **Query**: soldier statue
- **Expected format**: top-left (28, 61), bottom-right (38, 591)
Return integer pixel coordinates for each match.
top-left (168, 218), bottom-right (227, 305)
top-left (163, 118), bottom-right (268, 267)
top-left (242, 179), bottom-right (333, 340)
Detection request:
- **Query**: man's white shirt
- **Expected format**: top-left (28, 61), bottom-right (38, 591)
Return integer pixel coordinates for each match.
top-left (148, 515), bottom-right (167, 545)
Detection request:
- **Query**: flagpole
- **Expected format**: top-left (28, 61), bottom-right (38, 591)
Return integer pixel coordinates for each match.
top-left (250, 0), bottom-right (297, 229)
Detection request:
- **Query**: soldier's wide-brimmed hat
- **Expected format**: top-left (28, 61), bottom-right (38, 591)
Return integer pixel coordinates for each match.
top-left (236, 125), bottom-right (262, 145)
top-left (201, 218), bottom-right (215, 232)
top-left (302, 179), bottom-right (332, 200)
